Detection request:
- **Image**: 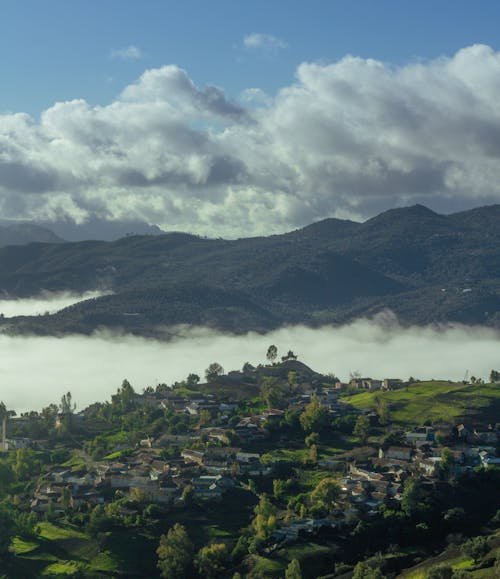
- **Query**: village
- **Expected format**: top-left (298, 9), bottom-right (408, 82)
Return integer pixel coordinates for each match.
top-left (0, 354), bottom-right (499, 577)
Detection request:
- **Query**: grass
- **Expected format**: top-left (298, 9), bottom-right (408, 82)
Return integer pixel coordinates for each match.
top-left (60, 452), bottom-right (86, 472)
top-left (41, 561), bottom-right (82, 576)
top-left (10, 537), bottom-right (40, 555)
top-left (346, 381), bottom-right (500, 426)
top-left (38, 522), bottom-right (88, 541)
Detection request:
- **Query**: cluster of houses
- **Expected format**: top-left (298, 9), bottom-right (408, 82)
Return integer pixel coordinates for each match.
top-left (339, 422), bottom-right (500, 516)
top-left (3, 367), bottom-right (497, 539)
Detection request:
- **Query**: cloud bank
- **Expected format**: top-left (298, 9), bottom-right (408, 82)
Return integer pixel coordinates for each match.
top-left (0, 291), bottom-right (111, 318)
top-left (1, 45), bottom-right (500, 236)
top-left (1, 320), bottom-right (498, 413)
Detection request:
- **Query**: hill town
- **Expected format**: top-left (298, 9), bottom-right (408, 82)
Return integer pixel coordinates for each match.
top-left (0, 349), bottom-right (499, 577)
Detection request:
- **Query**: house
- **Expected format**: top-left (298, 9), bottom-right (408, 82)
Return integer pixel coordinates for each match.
top-left (379, 446), bottom-right (412, 461)
top-left (405, 427), bottom-right (435, 447)
top-left (383, 379), bottom-right (404, 390)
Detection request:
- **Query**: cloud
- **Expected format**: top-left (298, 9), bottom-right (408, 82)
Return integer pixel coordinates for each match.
top-left (1, 316), bottom-right (499, 413)
top-left (110, 45), bottom-right (143, 60)
top-left (0, 290), bottom-right (111, 318)
top-left (243, 33), bottom-right (288, 51)
top-left (1, 45), bottom-right (500, 236)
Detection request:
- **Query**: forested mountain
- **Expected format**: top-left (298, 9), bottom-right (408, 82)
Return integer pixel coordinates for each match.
top-left (0, 204), bottom-right (498, 335)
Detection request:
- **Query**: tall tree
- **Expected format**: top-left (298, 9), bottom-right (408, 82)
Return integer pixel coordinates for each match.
top-left (205, 363), bottom-right (224, 383)
top-left (196, 543), bottom-right (229, 578)
top-left (157, 523), bottom-right (194, 579)
top-left (353, 415), bottom-right (370, 444)
top-left (266, 344), bottom-right (278, 363)
top-left (299, 394), bottom-right (328, 432)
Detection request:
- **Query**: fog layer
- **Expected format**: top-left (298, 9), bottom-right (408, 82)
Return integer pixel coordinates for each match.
top-left (0, 291), bottom-right (110, 317)
top-left (1, 321), bottom-right (498, 413)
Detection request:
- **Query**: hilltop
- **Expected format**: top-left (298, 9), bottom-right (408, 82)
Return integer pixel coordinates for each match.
top-left (0, 204), bottom-right (498, 335)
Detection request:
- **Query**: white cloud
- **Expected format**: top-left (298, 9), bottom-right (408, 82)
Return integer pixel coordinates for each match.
top-left (1, 45), bottom-right (500, 236)
top-left (243, 33), bottom-right (288, 51)
top-left (0, 290), bottom-right (111, 317)
top-left (1, 319), bottom-right (499, 413)
top-left (110, 45), bottom-right (143, 60)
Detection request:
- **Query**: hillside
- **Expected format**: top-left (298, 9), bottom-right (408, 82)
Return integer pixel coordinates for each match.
top-left (0, 204), bottom-right (498, 335)
top-left (345, 381), bottom-right (500, 426)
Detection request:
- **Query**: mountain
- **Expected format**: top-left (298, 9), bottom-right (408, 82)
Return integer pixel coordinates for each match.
top-left (0, 204), bottom-right (498, 335)
top-left (0, 223), bottom-right (64, 247)
top-left (35, 217), bottom-right (165, 241)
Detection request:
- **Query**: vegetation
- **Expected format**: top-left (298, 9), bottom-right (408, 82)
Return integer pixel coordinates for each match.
top-left (1, 204), bottom-right (499, 337)
top-left (0, 354), bottom-right (499, 577)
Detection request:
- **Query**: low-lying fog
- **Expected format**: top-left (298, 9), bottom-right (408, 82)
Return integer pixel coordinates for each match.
top-left (0, 291), bottom-right (109, 317)
top-left (1, 317), bottom-right (499, 413)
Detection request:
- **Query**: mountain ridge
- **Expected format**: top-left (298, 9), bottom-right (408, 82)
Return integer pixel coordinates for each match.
top-left (0, 204), bottom-right (498, 335)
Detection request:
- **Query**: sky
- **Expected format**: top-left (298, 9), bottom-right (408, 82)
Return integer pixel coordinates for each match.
top-left (1, 1), bottom-right (500, 237)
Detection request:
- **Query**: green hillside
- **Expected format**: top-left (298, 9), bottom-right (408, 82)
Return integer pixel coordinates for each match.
top-left (345, 381), bottom-right (500, 426)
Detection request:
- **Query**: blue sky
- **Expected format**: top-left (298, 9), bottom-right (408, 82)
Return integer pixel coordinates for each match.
top-left (2, 0), bottom-right (499, 116)
top-left (1, 1), bottom-right (500, 235)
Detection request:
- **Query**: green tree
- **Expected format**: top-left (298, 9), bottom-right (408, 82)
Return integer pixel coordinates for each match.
top-left (299, 394), bottom-right (328, 433)
top-left (205, 363), bottom-right (224, 383)
top-left (0, 462), bottom-right (14, 495)
top-left (305, 431), bottom-right (319, 448)
top-left (460, 536), bottom-right (489, 564)
top-left (352, 562), bottom-right (385, 578)
top-left (401, 477), bottom-right (424, 518)
top-left (266, 344), bottom-right (278, 364)
top-left (13, 448), bottom-right (41, 481)
top-left (0, 504), bottom-right (17, 555)
top-left (353, 414), bottom-right (370, 444)
top-left (157, 523), bottom-right (194, 579)
top-left (186, 373), bottom-right (200, 388)
top-left (112, 379), bottom-right (136, 413)
top-left (374, 395), bottom-right (390, 425)
top-left (285, 558), bottom-right (302, 579)
top-left (310, 478), bottom-right (340, 511)
top-left (260, 377), bottom-right (289, 409)
top-left (196, 543), bottom-right (229, 578)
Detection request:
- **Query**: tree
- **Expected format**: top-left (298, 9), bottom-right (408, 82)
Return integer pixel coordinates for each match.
top-left (426, 566), bottom-right (453, 579)
top-left (299, 394), bottom-right (328, 433)
top-left (157, 523), bottom-right (194, 579)
top-left (352, 562), bottom-right (385, 578)
top-left (205, 363), bottom-right (224, 383)
top-left (401, 477), bottom-right (424, 518)
top-left (490, 369), bottom-right (499, 383)
top-left (112, 379), bottom-right (136, 413)
top-left (374, 395), bottom-right (390, 425)
top-left (310, 478), bottom-right (340, 511)
top-left (353, 415), bottom-right (370, 444)
top-left (285, 559), bottom-right (302, 579)
top-left (0, 504), bottom-right (17, 555)
top-left (59, 391), bottom-right (76, 432)
top-left (460, 536), bottom-right (489, 564)
top-left (186, 373), bottom-right (200, 388)
top-left (196, 543), bottom-right (229, 578)
top-left (281, 350), bottom-right (298, 361)
top-left (266, 344), bottom-right (278, 364)
top-left (439, 447), bottom-right (454, 478)
top-left (260, 376), bottom-right (289, 409)
top-left (13, 448), bottom-right (41, 481)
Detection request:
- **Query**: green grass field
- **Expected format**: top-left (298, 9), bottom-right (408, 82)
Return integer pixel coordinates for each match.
top-left (345, 381), bottom-right (500, 426)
